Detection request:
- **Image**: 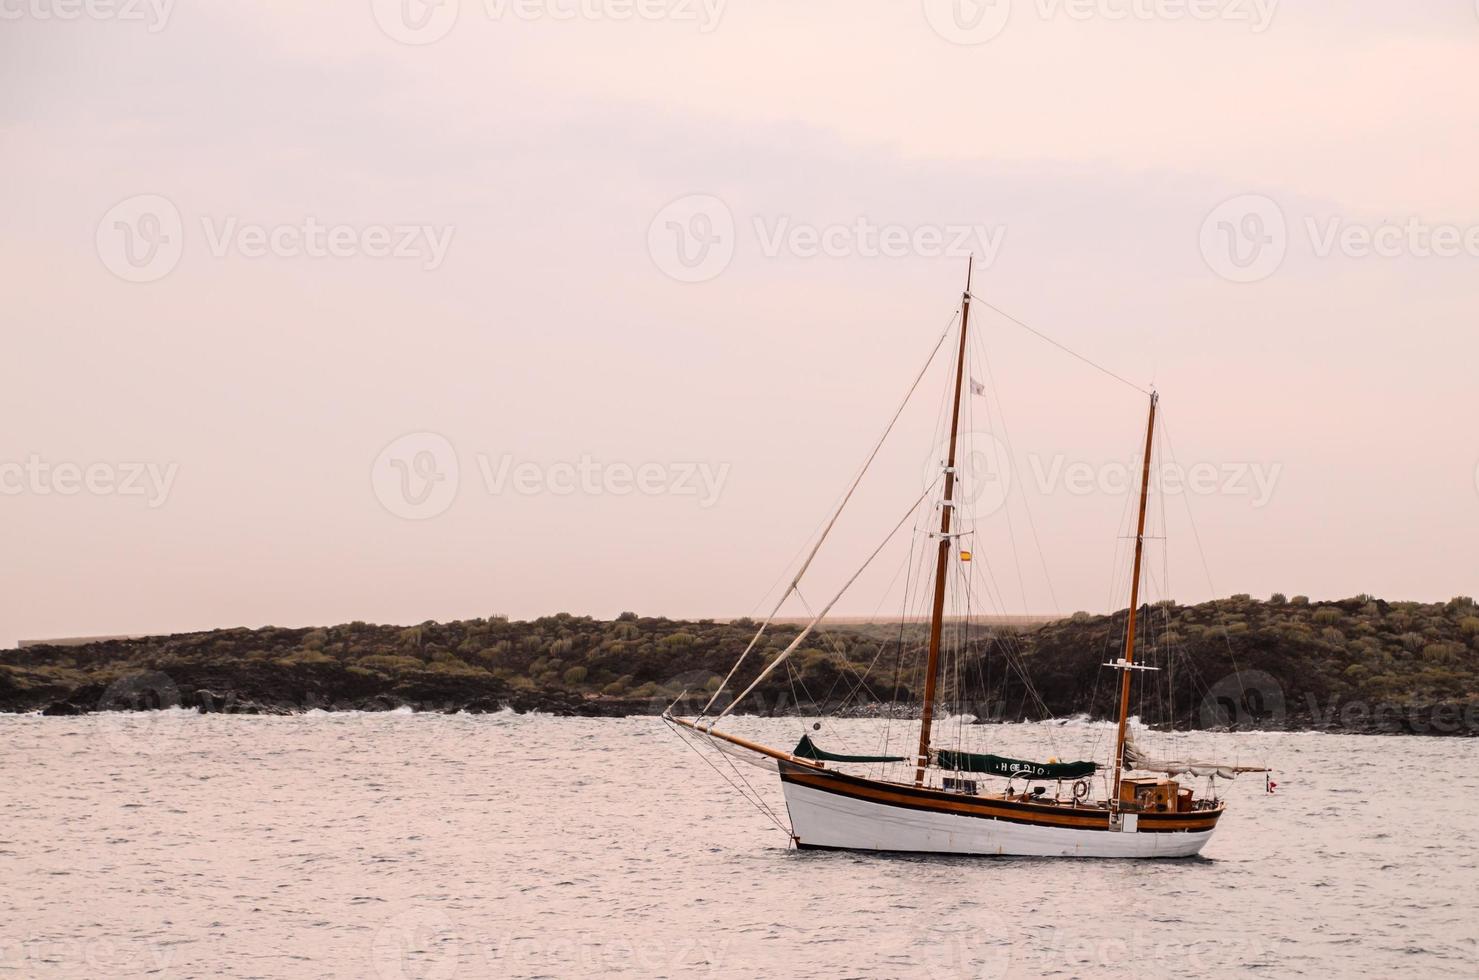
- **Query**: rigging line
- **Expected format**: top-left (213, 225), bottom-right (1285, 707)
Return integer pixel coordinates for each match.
top-left (975, 328), bottom-right (1061, 615)
top-left (664, 718), bottom-right (791, 837)
top-left (712, 477), bottom-right (941, 726)
top-left (973, 329), bottom-right (1048, 617)
top-left (830, 544), bottom-right (918, 713)
top-left (1087, 417), bottom-right (1151, 742)
top-left (1154, 436), bottom-right (1178, 734)
top-left (793, 582), bottom-right (888, 714)
top-left (959, 557), bottom-right (1055, 731)
top-left (700, 310), bottom-right (960, 719)
top-left (713, 735), bottom-right (789, 836)
top-left (787, 601), bottom-right (878, 757)
top-left (680, 717), bottom-right (792, 831)
top-left (885, 514), bottom-right (936, 756)
top-left (968, 291), bottom-right (1150, 396)
top-left (1158, 412), bottom-right (1252, 709)
top-left (882, 516), bottom-right (922, 756)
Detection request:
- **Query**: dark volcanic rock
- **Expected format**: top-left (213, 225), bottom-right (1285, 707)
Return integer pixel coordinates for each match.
top-left (40, 700), bottom-right (84, 716)
top-left (3, 599), bottom-right (1476, 732)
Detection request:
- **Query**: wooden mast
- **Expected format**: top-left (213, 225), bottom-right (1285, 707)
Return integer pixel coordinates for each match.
top-left (914, 258), bottom-right (973, 786)
top-left (1109, 390), bottom-right (1159, 810)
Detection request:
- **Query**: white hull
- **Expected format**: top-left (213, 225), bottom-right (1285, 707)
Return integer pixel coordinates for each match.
top-left (782, 778), bottom-right (1215, 859)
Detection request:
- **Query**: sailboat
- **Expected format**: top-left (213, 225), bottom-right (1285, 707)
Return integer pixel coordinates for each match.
top-left (666, 262), bottom-right (1266, 858)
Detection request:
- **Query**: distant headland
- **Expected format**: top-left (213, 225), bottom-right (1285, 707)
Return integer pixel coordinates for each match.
top-left (3, 594), bottom-right (1476, 735)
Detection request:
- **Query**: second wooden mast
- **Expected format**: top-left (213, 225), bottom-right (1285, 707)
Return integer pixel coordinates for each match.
top-left (914, 259), bottom-right (973, 786)
top-left (1109, 390), bottom-right (1159, 810)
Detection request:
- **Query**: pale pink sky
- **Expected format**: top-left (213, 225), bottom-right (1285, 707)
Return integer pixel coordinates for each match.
top-left (1, 2), bottom-right (1476, 646)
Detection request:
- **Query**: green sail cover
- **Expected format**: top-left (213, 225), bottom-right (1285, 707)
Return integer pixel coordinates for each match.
top-left (935, 750), bottom-right (1097, 780)
top-left (792, 734), bottom-right (907, 764)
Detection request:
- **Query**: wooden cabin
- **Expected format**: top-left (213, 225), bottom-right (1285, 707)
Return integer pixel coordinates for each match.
top-left (1119, 776), bottom-right (1194, 813)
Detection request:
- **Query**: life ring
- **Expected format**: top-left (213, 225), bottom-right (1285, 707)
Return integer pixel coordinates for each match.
top-left (1072, 779), bottom-right (1091, 802)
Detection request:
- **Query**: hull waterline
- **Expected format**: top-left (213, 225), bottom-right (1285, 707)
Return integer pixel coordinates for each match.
top-left (780, 764), bottom-right (1221, 859)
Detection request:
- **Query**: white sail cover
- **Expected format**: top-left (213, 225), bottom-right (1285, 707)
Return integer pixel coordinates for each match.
top-left (1122, 734), bottom-right (1267, 779)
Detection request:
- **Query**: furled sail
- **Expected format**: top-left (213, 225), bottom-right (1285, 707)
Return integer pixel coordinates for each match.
top-left (933, 749), bottom-right (1097, 780)
top-left (792, 735), bottom-right (907, 764)
top-left (1122, 734), bottom-right (1268, 779)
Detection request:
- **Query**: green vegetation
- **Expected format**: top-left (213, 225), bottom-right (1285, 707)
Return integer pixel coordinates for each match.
top-left (2, 595), bottom-right (1476, 732)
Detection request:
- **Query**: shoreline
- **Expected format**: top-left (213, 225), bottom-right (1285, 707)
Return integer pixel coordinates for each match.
top-left (11, 687), bottom-right (1476, 737)
top-left (5, 596), bottom-right (1477, 736)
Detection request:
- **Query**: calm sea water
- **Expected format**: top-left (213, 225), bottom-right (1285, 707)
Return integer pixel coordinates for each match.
top-left (2, 711), bottom-right (1475, 978)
